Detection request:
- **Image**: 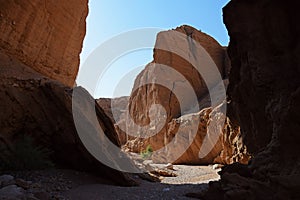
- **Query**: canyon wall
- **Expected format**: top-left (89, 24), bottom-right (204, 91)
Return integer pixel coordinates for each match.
top-left (0, 1), bottom-right (135, 185)
top-left (202, 0), bottom-right (300, 199)
top-left (0, 0), bottom-right (88, 86)
top-left (0, 53), bottom-right (133, 185)
top-left (114, 25), bottom-right (249, 165)
top-left (128, 25), bottom-right (229, 128)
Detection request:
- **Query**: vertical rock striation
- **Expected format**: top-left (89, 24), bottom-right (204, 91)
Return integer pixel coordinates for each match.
top-left (0, 0), bottom-right (88, 86)
top-left (0, 1), bottom-right (135, 185)
top-left (202, 0), bottom-right (300, 199)
top-left (115, 25), bottom-right (249, 165)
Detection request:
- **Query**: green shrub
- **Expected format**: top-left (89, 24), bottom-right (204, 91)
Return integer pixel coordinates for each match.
top-left (0, 135), bottom-right (54, 171)
top-left (140, 145), bottom-right (153, 159)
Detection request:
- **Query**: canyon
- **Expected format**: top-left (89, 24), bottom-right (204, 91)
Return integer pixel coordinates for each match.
top-left (99, 25), bottom-right (250, 165)
top-left (0, 0), bottom-right (299, 199)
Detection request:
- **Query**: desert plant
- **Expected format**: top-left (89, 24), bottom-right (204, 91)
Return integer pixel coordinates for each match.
top-left (0, 135), bottom-right (54, 171)
top-left (140, 145), bottom-right (153, 159)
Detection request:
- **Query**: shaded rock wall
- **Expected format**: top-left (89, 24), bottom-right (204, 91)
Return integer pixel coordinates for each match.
top-left (97, 97), bottom-right (130, 124)
top-left (0, 0), bottom-right (88, 86)
top-left (97, 97), bottom-right (130, 146)
top-left (202, 0), bottom-right (300, 199)
top-left (0, 53), bottom-right (133, 185)
top-left (225, 0), bottom-right (300, 175)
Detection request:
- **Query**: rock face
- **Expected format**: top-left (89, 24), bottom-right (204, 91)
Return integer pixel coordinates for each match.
top-left (203, 0), bottom-right (300, 199)
top-left (150, 104), bottom-right (250, 165)
top-left (115, 25), bottom-right (249, 164)
top-left (128, 25), bottom-right (229, 127)
top-left (0, 0), bottom-right (88, 86)
top-left (97, 97), bottom-right (130, 146)
top-left (0, 0), bottom-right (135, 186)
top-left (0, 53), bottom-right (133, 185)
top-left (97, 97), bottom-right (130, 124)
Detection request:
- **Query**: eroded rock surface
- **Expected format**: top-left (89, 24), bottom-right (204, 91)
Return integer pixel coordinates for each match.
top-left (0, 52), bottom-right (133, 186)
top-left (97, 97), bottom-right (130, 124)
top-left (128, 25), bottom-right (229, 128)
top-left (0, 0), bottom-right (136, 186)
top-left (0, 0), bottom-right (88, 86)
top-left (202, 0), bottom-right (300, 199)
top-left (111, 25), bottom-right (249, 165)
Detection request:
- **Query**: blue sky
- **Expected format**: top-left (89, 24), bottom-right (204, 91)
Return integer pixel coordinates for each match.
top-left (77, 0), bottom-right (230, 98)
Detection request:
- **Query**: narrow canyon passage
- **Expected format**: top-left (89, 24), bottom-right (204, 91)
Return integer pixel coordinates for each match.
top-left (1, 0), bottom-right (299, 199)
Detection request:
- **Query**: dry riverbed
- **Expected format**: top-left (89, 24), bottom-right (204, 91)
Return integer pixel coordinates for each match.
top-left (0, 163), bottom-right (220, 200)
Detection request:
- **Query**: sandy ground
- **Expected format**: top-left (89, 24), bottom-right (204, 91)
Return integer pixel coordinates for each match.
top-left (63, 165), bottom-right (220, 200)
top-left (6, 154), bottom-right (221, 200)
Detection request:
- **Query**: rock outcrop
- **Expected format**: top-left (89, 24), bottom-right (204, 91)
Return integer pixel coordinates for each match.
top-left (0, 52), bottom-right (133, 185)
top-left (201, 0), bottom-right (300, 199)
top-left (97, 97), bottom-right (130, 124)
top-left (0, 0), bottom-right (88, 86)
top-left (0, 1), bottom-right (135, 186)
top-left (97, 97), bottom-right (130, 146)
top-left (128, 25), bottom-right (229, 127)
top-left (114, 25), bottom-right (249, 165)
top-left (150, 104), bottom-right (250, 165)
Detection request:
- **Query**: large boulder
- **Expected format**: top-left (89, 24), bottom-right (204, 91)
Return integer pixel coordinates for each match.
top-left (0, 52), bottom-right (133, 185)
top-left (0, 0), bottom-right (88, 86)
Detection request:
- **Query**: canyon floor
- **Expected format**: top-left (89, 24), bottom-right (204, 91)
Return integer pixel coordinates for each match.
top-left (64, 164), bottom-right (220, 200)
top-left (4, 164), bottom-right (220, 200)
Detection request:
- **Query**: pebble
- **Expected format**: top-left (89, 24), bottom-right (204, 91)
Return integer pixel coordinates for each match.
top-left (212, 164), bottom-right (223, 170)
top-left (33, 191), bottom-right (51, 200)
top-left (0, 172), bottom-right (74, 199)
top-left (15, 178), bottom-right (31, 189)
top-left (145, 163), bottom-right (154, 172)
top-left (0, 175), bottom-right (14, 183)
top-left (31, 182), bottom-right (42, 188)
top-left (0, 185), bottom-right (25, 198)
top-left (143, 160), bottom-right (153, 166)
top-left (0, 174), bottom-right (15, 187)
top-left (166, 163), bottom-right (174, 170)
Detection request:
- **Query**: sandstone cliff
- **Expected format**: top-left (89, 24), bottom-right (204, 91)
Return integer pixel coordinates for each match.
top-left (201, 0), bottom-right (300, 199)
top-left (114, 25), bottom-right (249, 165)
top-left (0, 0), bottom-right (88, 86)
top-left (128, 25), bottom-right (229, 127)
top-left (0, 0), bottom-right (135, 186)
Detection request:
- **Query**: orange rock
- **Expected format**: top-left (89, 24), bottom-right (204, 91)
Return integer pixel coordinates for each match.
top-left (128, 25), bottom-right (229, 128)
top-left (114, 25), bottom-right (249, 164)
top-left (0, 0), bottom-right (88, 86)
